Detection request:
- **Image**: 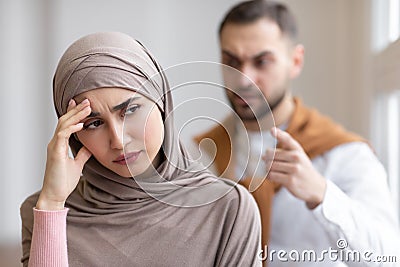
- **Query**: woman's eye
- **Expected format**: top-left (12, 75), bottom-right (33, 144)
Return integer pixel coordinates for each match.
top-left (124, 105), bottom-right (140, 115)
top-left (83, 120), bottom-right (103, 130)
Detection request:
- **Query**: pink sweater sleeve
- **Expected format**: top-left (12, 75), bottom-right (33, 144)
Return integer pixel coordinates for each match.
top-left (28, 208), bottom-right (69, 267)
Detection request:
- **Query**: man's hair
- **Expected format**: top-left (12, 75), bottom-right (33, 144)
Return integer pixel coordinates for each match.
top-left (218, 0), bottom-right (298, 41)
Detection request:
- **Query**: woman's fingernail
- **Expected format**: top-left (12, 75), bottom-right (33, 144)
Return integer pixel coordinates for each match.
top-left (82, 99), bottom-right (89, 104)
top-left (68, 99), bottom-right (73, 106)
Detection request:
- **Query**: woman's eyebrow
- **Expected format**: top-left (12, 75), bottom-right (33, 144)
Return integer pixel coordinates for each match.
top-left (86, 97), bottom-right (141, 118)
top-left (112, 96), bottom-right (141, 112)
top-left (87, 111), bottom-right (100, 118)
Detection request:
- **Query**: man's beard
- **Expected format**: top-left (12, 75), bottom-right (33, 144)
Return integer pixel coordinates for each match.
top-left (227, 88), bottom-right (286, 122)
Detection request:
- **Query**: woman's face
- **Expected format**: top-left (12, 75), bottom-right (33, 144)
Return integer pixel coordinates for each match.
top-left (74, 87), bottom-right (164, 178)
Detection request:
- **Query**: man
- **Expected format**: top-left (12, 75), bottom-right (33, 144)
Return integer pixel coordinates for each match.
top-left (195, 0), bottom-right (400, 266)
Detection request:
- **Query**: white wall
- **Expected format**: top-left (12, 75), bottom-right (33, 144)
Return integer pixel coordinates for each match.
top-left (0, 0), bottom-right (53, 243)
top-left (280, 0), bottom-right (372, 138)
top-left (0, 0), bottom-right (374, 265)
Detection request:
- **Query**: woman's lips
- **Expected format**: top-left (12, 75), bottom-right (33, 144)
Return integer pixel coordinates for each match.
top-left (113, 151), bottom-right (141, 165)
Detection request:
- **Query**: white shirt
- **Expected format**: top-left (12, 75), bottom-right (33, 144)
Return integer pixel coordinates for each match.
top-left (234, 127), bottom-right (277, 179)
top-left (262, 142), bottom-right (400, 267)
top-left (191, 124), bottom-right (400, 266)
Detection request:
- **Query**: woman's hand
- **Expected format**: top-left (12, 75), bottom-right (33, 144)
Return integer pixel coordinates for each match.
top-left (36, 99), bottom-right (92, 210)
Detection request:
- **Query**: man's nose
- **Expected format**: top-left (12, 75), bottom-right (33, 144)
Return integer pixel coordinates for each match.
top-left (237, 64), bottom-right (256, 88)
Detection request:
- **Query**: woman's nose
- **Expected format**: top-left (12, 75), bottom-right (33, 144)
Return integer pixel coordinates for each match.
top-left (109, 122), bottom-right (124, 150)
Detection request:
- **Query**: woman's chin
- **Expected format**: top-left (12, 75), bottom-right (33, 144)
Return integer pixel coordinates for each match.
top-left (108, 161), bottom-right (156, 178)
top-left (110, 166), bottom-right (135, 178)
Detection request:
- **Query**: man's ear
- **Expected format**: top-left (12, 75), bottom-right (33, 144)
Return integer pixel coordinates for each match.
top-left (290, 44), bottom-right (304, 79)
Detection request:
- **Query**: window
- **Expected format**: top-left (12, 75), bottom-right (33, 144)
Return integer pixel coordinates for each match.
top-left (374, 92), bottom-right (400, 213)
top-left (372, 0), bottom-right (400, 219)
top-left (389, 0), bottom-right (400, 42)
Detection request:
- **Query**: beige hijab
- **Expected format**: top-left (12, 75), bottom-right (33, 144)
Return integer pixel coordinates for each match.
top-left (21, 32), bottom-right (261, 267)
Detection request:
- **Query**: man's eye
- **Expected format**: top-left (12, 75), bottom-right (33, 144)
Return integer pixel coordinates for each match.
top-left (125, 105), bottom-right (140, 115)
top-left (223, 58), bottom-right (241, 69)
top-left (254, 58), bottom-right (269, 68)
top-left (83, 120), bottom-right (103, 130)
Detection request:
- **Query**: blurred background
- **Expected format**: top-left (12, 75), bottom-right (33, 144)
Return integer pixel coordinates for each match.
top-left (1, 0), bottom-right (400, 266)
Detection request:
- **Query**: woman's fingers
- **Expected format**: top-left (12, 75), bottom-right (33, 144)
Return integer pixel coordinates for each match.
top-left (56, 100), bottom-right (91, 133)
top-left (52, 123), bottom-right (84, 155)
top-left (65, 105), bottom-right (91, 127)
top-left (66, 99), bottom-right (77, 112)
top-left (50, 98), bottom-right (91, 159)
top-left (58, 99), bottom-right (91, 126)
top-left (75, 146), bottom-right (92, 169)
top-left (58, 123), bottom-right (84, 139)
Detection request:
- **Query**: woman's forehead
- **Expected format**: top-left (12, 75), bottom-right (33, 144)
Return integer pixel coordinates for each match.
top-left (72, 88), bottom-right (159, 115)
top-left (74, 87), bottom-right (144, 102)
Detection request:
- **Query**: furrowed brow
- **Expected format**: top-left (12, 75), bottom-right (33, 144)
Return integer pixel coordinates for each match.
top-left (112, 97), bottom-right (140, 112)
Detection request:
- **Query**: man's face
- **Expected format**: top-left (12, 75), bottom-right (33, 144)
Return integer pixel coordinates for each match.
top-left (220, 18), bottom-right (302, 121)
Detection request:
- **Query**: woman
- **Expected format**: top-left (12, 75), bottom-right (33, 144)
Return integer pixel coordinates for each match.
top-left (20, 32), bottom-right (261, 267)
